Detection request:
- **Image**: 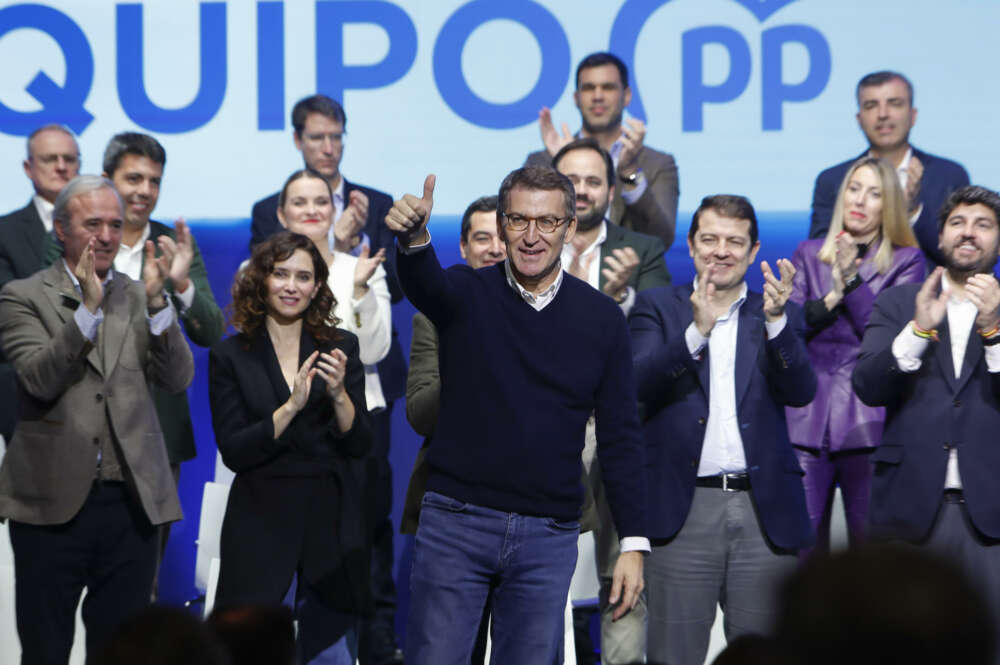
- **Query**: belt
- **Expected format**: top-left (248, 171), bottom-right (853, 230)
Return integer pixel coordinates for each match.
top-left (695, 472), bottom-right (751, 492)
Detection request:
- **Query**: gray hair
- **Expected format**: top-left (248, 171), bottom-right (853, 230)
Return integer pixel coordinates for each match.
top-left (25, 124), bottom-right (78, 160)
top-left (53, 175), bottom-right (123, 230)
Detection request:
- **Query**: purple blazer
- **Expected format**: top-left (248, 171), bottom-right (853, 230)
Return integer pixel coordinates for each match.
top-left (785, 238), bottom-right (925, 451)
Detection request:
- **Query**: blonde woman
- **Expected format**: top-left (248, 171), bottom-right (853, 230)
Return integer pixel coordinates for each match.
top-left (787, 156), bottom-right (924, 553)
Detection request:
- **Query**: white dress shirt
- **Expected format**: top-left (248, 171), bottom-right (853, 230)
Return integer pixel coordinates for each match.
top-left (891, 273), bottom-right (1000, 489)
top-left (684, 282), bottom-right (787, 476)
top-left (32, 195), bottom-right (54, 233)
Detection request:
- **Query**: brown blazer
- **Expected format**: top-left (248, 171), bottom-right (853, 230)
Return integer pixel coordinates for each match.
top-left (0, 263), bottom-right (193, 526)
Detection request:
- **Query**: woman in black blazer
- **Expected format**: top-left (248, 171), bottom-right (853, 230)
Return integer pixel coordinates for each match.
top-left (209, 231), bottom-right (372, 664)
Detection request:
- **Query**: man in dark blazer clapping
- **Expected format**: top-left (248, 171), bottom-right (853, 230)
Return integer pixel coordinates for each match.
top-left (853, 185), bottom-right (1000, 635)
top-left (810, 71), bottom-right (969, 267)
top-left (631, 195), bottom-right (815, 665)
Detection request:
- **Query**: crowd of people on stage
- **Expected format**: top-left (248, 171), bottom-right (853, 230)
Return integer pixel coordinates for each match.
top-left (1, 48), bottom-right (998, 665)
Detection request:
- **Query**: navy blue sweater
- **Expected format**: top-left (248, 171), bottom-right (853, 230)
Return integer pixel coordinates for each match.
top-left (398, 245), bottom-right (646, 538)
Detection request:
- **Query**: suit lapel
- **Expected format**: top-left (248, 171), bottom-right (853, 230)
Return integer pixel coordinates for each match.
top-left (41, 264), bottom-right (102, 373)
top-left (18, 202), bottom-right (46, 267)
top-left (935, 318), bottom-right (961, 393)
top-left (258, 328), bottom-right (292, 404)
top-left (735, 293), bottom-right (763, 408)
top-left (100, 274), bottom-right (130, 376)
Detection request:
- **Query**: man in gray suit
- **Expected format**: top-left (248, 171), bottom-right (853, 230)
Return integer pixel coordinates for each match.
top-left (0, 175), bottom-right (194, 665)
top-left (525, 52), bottom-right (679, 249)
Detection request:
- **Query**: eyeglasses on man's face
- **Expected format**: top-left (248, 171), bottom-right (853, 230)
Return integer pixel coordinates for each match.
top-left (502, 213), bottom-right (571, 234)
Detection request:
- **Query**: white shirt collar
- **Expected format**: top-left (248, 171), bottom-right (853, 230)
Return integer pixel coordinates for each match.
top-left (504, 259), bottom-right (564, 311)
top-left (32, 194), bottom-right (55, 233)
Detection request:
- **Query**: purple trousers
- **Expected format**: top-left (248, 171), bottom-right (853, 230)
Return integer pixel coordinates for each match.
top-left (793, 445), bottom-right (873, 555)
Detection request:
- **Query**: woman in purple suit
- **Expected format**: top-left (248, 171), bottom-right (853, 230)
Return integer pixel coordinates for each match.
top-left (788, 156), bottom-right (924, 554)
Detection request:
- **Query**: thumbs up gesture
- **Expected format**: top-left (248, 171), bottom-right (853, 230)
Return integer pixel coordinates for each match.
top-left (386, 174), bottom-right (436, 247)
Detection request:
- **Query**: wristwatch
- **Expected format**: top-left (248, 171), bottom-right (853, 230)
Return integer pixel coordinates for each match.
top-left (619, 169), bottom-right (642, 186)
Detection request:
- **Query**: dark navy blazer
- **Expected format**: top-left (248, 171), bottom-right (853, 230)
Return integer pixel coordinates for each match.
top-left (630, 284), bottom-right (816, 550)
top-left (810, 147), bottom-right (969, 267)
top-left (853, 283), bottom-right (1000, 542)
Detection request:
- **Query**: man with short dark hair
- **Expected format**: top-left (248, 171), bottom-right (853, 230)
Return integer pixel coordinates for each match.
top-left (810, 71), bottom-right (969, 267)
top-left (249, 94), bottom-right (406, 664)
top-left (551, 137), bottom-right (669, 665)
top-left (853, 185), bottom-right (1000, 638)
top-left (631, 195), bottom-right (815, 665)
top-left (525, 52), bottom-right (679, 249)
top-left (0, 124), bottom-right (81, 443)
top-left (387, 167), bottom-right (647, 665)
top-left (101, 132), bottom-right (224, 594)
top-left (0, 175), bottom-right (193, 664)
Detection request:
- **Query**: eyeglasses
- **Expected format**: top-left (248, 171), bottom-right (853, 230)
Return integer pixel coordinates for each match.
top-left (502, 213), bottom-right (571, 233)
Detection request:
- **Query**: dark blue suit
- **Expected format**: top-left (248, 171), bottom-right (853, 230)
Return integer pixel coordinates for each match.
top-left (631, 283), bottom-right (816, 665)
top-left (631, 284), bottom-right (815, 549)
top-left (853, 283), bottom-right (1000, 542)
top-left (810, 147), bottom-right (969, 267)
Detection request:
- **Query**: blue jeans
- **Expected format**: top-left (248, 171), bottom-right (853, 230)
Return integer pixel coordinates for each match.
top-left (406, 491), bottom-right (579, 665)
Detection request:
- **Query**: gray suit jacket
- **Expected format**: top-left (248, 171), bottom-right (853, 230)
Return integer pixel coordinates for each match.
top-left (525, 143), bottom-right (679, 249)
top-left (0, 263), bottom-right (192, 525)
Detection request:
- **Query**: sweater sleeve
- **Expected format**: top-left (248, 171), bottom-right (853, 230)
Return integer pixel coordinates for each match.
top-left (593, 308), bottom-right (647, 539)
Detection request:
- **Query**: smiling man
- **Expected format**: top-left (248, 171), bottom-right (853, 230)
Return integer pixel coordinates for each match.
top-left (525, 52), bottom-right (679, 249)
top-left (386, 167), bottom-right (647, 665)
top-left (102, 132), bottom-right (224, 596)
top-left (630, 195), bottom-right (815, 665)
top-left (0, 175), bottom-right (193, 664)
top-left (810, 71), bottom-right (969, 267)
top-left (853, 185), bottom-right (1000, 643)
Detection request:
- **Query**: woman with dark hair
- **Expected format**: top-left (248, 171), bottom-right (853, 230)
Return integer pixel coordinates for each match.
top-left (209, 231), bottom-right (372, 664)
top-left (787, 156), bottom-right (924, 554)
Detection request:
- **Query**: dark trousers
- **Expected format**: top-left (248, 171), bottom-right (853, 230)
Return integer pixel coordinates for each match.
top-left (794, 445), bottom-right (873, 555)
top-left (359, 403), bottom-right (399, 663)
top-left (9, 481), bottom-right (158, 665)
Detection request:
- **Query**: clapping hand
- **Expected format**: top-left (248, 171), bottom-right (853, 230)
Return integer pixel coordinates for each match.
top-left (76, 237), bottom-right (104, 314)
top-left (353, 245), bottom-right (386, 299)
top-left (334, 190), bottom-right (369, 252)
top-left (913, 267), bottom-right (949, 332)
top-left (143, 237), bottom-right (171, 308)
top-left (315, 349), bottom-right (349, 400)
top-left (539, 107), bottom-right (573, 157)
top-left (761, 259), bottom-right (795, 322)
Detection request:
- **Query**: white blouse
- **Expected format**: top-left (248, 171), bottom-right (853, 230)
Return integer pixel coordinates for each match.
top-left (326, 251), bottom-right (392, 412)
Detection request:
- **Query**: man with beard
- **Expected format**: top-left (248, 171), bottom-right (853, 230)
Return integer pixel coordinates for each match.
top-left (525, 52), bottom-right (679, 249)
top-left (810, 71), bottom-right (969, 267)
top-left (853, 185), bottom-right (1000, 641)
top-left (552, 138), bottom-right (668, 665)
top-left (386, 167), bottom-right (647, 665)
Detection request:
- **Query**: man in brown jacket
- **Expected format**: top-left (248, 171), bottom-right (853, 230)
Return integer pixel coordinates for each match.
top-left (0, 175), bottom-right (193, 665)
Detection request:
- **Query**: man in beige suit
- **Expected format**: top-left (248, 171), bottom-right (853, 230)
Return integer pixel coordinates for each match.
top-left (0, 175), bottom-right (193, 665)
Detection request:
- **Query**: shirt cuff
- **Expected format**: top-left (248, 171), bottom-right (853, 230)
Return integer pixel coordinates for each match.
top-left (620, 171), bottom-right (647, 205)
top-left (908, 203), bottom-right (923, 226)
top-left (892, 322), bottom-right (929, 372)
top-left (74, 304), bottom-right (103, 341)
top-left (148, 301), bottom-right (177, 336)
top-left (685, 322), bottom-right (708, 358)
top-left (397, 231), bottom-right (432, 255)
top-left (619, 536), bottom-right (651, 553)
top-left (174, 279), bottom-right (195, 312)
top-left (617, 286), bottom-right (636, 317)
top-left (986, 344), bottom-right (1000, 373)
top-left (764, 313), bottom-right (787, 339)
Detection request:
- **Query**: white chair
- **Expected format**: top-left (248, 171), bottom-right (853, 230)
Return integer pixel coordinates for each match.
top-left (194, 481), bottom-right (231, 617)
